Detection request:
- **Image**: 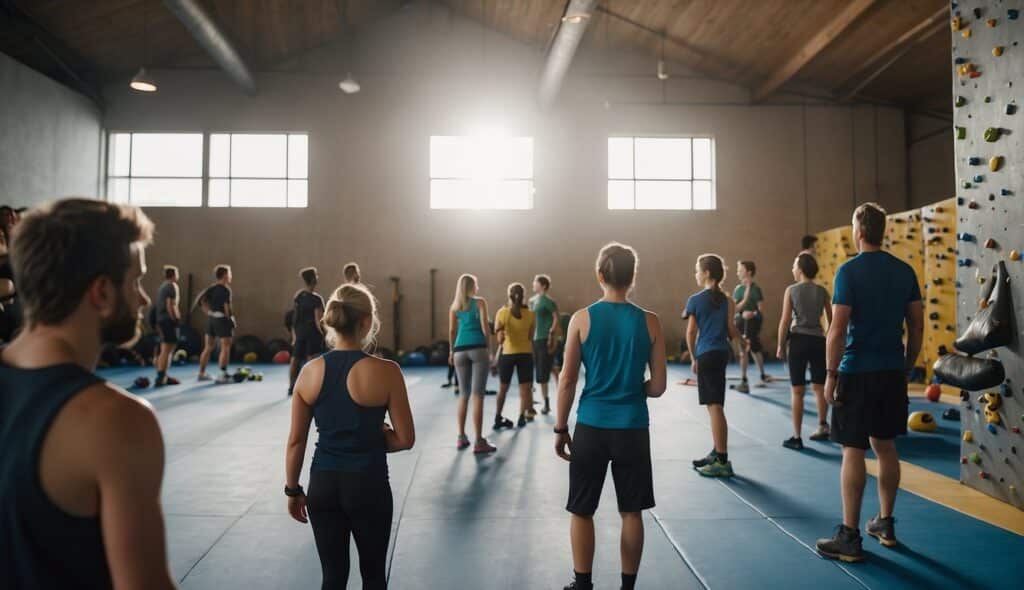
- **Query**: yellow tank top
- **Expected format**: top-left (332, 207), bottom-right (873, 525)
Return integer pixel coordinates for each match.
top-left (496, 306), bottom-right (534, 355)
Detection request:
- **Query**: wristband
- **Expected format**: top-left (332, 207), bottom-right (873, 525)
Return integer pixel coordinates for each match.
top-left (554, 425), bottom-right (569, 434)
top-left (827, 369), bottom-right (839, 378)
top-left (284, 484), bottom-right (304, 497)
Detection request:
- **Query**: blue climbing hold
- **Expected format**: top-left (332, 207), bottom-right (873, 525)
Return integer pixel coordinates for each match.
top-left (988, 423), bottom-right (998, 435)
top-left (969, 157), bottom-right (981, 165)
top-left (956, 281), bottom-right (963, 288)
top-left (958, 232), bottom-right (976, 242)
top-left (1002, 383), bottom-right (1011, 397)
top-left (1007, 104), bottom-right (1017, 115)
top-left (957, 196), bottom-right (965, 204)
top-left (955, 56), bottom-right (967, 64)
top-left (974, 174), bottom-right (984, 183)
top-left (958, 259), bottom-right (973, 267)
top-left (1002, 188), bottom-right (1012, 196)
top-left (1009, 9), bottom-right (1019, 20)
top-left (942, 408), bottom-right (961, 421)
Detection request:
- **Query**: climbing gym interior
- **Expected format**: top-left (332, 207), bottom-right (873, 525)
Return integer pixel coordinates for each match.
top-left (1, 0), bottom-right (1022, 588)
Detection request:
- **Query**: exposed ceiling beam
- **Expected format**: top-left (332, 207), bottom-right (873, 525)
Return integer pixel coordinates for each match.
top-left (752, 0), bottom-right (877, 102)
top-left (838, 15), bottom-right (947, 102)
top-left (538, 0), bottom-right (597, 108)
top-left (161, 0), bottom-right (257, 94)
top-left (835, 5), bottom-right (946, 94)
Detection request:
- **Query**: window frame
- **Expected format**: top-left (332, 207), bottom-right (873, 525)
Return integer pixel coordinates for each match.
top-left (607, 135), bottom-right (716, 211)
top-left (105, 131), bottom-right (206, 208)
top-left (428, 135), bottom-right (536, 210)
top-left (208, 132), bottom-right (310, 208)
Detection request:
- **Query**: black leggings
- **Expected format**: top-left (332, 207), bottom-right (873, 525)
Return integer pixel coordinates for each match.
top-left (307, 469), bottom-right (393, 589)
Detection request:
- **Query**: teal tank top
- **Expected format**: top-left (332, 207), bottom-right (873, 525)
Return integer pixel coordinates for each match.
top-left (577, 301), bottom-right (651, 429)
top-left (454, 299), bottom-right (486, 349)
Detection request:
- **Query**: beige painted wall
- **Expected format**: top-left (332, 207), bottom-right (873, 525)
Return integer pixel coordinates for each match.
top-left (103, 4), bottom-right (907, 355)
top-left (908, 114), bottom-right (955, 209)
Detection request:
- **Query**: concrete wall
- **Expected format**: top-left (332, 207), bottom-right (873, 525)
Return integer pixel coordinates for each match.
top-left (0, 51), bottom-right (103, 206)
top-left (909, 113), bottom-right (956, 209)
top-left (103, 4), bottom-right (908, 354)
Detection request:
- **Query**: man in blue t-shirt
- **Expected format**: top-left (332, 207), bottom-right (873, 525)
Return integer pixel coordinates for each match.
top-left (816, 203), bottom-right (923, 563)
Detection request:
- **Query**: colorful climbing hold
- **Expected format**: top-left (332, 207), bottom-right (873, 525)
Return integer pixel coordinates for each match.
top-left (988, 423), bottom-right (998, 434)
top-left (984, 238), bottom-right (997, 249)
top-left (989, 156), bottom-right (1004, 172)
top-left (952, 16), bottom-right (963, 31)
top-left (957, 232), bottom-right (975, 242)
top-left (1002, 188), bottom-right (1013, 196)
top-left (969, 199), bottom-right (981, 208)
top-left (1009, 9), bottom-right (1019, 20)
top-left (955, 126), bottom-right (966, 139)
top-left (973, 174), bottom-right (984, 183)
top-left (961, 456), bottom-right (968, 464)
top-left (1010, 250), bottom-right (1021, 261)
top-left (984, 127), bottom-right (1001, 142)
top-left (970, 452), bottom-right (982, 464)
top-left (969, 70), bottom-right (982, 78)
top-left (980, 471), bottom-right (990, 480)
top-left (973, 7), bottom-right (981, 18)
top-left (955, 56), bottom-right (967, 64)
top-left (963, 181), bottom-right (972, 189)
top-left (958, 259), bottom-right (973, 267)
top-left (984, 96), bottom-right (992, 103)
top-left (986, 18), bottom-right (997, 27)
top-left (993, 46), bottom-right (1004, 57)
top-left (968, 157), bottom-right (981, 165)
top-left (964, 429), bottom-right (974, 442)
top-left (1008, 104), bottom-right (1017, 115)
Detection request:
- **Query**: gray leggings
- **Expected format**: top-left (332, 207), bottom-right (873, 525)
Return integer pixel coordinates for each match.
top-left (454, 347), bottom-right (489, 396)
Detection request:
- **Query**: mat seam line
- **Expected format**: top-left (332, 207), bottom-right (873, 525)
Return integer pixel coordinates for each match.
top-left (649, 509), bottom-right (712, 590)
top-left (386, 449), bottom-right (424, 584)
top-left (178, 502), bottom-right (256, 583)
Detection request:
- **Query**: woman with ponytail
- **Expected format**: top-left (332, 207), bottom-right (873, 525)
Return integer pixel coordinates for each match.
top-left (285, 282), bottom-right (415, 589)
top-left (554, 243), bottom-right (667, 590)
top-left (448, 274), bottom-right (497, 454)
top-left (684, 254), bottom-right (742, 478)
top-left (493, 282), bottom-right (536, 429)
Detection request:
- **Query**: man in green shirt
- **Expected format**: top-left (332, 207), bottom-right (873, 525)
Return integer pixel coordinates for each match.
top-left (733, 260), bottom-right (770, 392)
top-left (529, 274), bottom-right (559, 415)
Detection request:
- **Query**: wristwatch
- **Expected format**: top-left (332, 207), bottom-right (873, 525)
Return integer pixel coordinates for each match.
top-left (554, 425), bottom-right (569, 434)
top-left (284, 484), bottom-right (304, 497)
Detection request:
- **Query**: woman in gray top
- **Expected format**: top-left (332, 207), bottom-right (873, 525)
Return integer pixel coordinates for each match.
top-left (776, 254), bottom-right (832, 450)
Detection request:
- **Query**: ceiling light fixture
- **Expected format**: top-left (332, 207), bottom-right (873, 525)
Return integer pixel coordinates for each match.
top-left (657, 33), bottom-right (668, 80)
top-left (130, 67), bottom-right (158, 92)
top-left (338, 73), bottom-right (361, 94)
top-left (562, 13), bottom-right (590, 24)
top-left (131, 0), bottom-right (157, 92)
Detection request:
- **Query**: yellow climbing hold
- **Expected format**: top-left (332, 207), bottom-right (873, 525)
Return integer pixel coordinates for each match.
top-left (990, 156), bottom-right (1004, 171)
top-left (952, 16), bottom-right (962, 31)
top-left (1010, 250), bottom-right (1021, 261)
top-left (993, 46), bottom-right (1004, 57)
top-left (986, 18), bottom-right (997, 27)
top-left (963, 430), bottom-right (974, 442)
top-left (962, 27), bottom-right (972, 38)
top-left (985, 408), bottom-right (1001, 424)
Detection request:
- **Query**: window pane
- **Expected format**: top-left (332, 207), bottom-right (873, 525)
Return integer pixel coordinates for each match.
top-left (636, 180), bottom-right (690, 210)
top-left (608, 137), bottom-right (634, 179)
top-left (634, 138), bottom-right (690, 180)
top-left (209, 134), bottom-right (230, 177)
top-left (430, 136), bottom-right (473, 179)
top-left (607, 180), bottom-right (635, 209)
top-left (231, 134), bottom-right (287, 178)
top-left (209, 179), bottom-right (229, 207)
top-left (693, 180), bottom-right (714, 210)
top-left (130, 133), bottom-right (203, 177)
top-left (108, 178), bottom-right (130, 203)
top-left (499, 138), bottom-right (533, 179)
top-left (109, 133), bottom-right (131, 176)
top-left (693, 138), bottom-right (712, 179)
top-left (493, 180), bottom-right (533, 209)
top-left (229, 179), bottom-right (287, 207)
top-left (129, 178), bottom-right (203, 207)
top-left (288, 135), bottom-right (308, 179)
top-left (431, 179), bottom-right (475, 209)
top-left (287, 179), bottom-right (308, 207)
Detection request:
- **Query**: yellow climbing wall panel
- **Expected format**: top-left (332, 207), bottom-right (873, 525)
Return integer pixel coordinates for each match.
top-left (814, 226), bottom-right (856, 293)
top-left (921, 199), bottom-right (958, 382)
top-left (883, 209), bottom-right (925, 287)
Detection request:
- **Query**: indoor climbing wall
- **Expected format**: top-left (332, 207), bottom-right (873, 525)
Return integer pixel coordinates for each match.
top-left (814, 226), bottom-right (856, 293)
top-left (922, 199), bottom-right (959, 383)
top-left (951, 0), bottom-right (1023, 509)
top-left (883, 208), bottom-right (925, 291)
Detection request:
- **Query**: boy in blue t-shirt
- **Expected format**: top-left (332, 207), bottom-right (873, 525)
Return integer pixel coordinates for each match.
top-left (684, 254), bottom-right (741, 477)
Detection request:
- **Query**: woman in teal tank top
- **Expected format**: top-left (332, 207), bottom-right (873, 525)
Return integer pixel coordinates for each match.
top-left (448, 273), bottom-right (496, 454)
top-left (553, 243), bottom-right (667, 590)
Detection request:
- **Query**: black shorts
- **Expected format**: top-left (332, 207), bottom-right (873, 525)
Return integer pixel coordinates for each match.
top-left (697, 349), bottom-right (729, 406)
top-left (498, 352), bottom-right (533, 385)
top-left (553, 340), bottom-right (566, 368)
top-left (830, 371), bottom-right (909, 450)
top-left (206, 316), bottom-right (234, 339)
top-left (294, 332), bottom-right (325, 361)
top-left (733, 314), bottom-right (763, 353)
top-left (533, 340), bottom-right (553, 384)
top-left (567, 424), bottom-right (655, 516)
top-left (157, 318), bottom-right (179, 344)
top-left (787, 333), bottom-right (826, 386)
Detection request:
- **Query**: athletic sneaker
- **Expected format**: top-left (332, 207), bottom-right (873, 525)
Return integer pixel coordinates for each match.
top-left (865, 515), bottom-right (898, 547)
top-left (525, 408), bottom-right (537, 421)
top-left (215, 374), bottom-right (232, 385)
top-left (692, 449), bottom-right (716, 468)
top-left (816, 525), bottom-right (865, 562)
top-left (782, 436), bottom-right (804, 450)
top-left (562, 583), bottom-right (593, 590)
top-left (164, 376), bottom-right (180, 386)
top-left (734, 381), bottom-right (750, 394)
top-left (541, 402), bottom-right (551, 415)
top-left (453, 387), bottom-right (460, 396)
top-left (441, 382), bottom-right (453, 389)
top-left (456, 434), bottom-right (470, 450)
top-left (197, 373), bottom-right (212, 382)
top-left (517, 414), bottom-right (527, 428)
top-left (493, 416), bottom-right (513, 430)
top-left (473, 439), bottom-right (497, 454)
top-left (696, 458), bottom-right (734, 478)
top-left (761, 373), bottom-right (773, 383)
top-left (809, 423), bottom-right (830, 441)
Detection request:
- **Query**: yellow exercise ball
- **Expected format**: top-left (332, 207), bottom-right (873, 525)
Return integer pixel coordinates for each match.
top-left (908, 411), bottom-right (938, 433)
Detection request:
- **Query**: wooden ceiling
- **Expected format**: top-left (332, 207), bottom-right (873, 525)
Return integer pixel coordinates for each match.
top-left (0, 0), bottom-right (952, 113)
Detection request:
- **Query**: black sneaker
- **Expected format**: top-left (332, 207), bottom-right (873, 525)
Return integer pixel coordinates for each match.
top-left (782, 436), bottom-right (804, 450)
top-left (816, 525), bottom-right (865, 563)
top-left (517, 414), bottom-right (527, 428)
top-left (865, 515), bottom-right (897, 547)
top-left (493, 416), bottom-right (513, 430)
top-left (563, 582), bottom-right (593, 590)
top-left (692, 449), bottom-right (716, 468)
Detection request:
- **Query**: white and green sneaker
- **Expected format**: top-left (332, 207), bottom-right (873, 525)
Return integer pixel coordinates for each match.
top-left (697, 458), bottom-right (734, 478)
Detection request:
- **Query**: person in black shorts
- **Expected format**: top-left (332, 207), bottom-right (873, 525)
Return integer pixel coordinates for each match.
top-left (197, 264), bottom-right (236, 383)
top-left (153, 265), bottom-right (182, 387)
top-left (290, 267), bottom-right (326, 396)
top-left (492, 283), bottom-right (535, 429)
top-left (732, 261), bottom-right (769, 392)
top-left (816, 203), bottom-right (923, 562)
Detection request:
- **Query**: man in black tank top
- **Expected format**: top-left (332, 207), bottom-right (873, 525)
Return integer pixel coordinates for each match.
top-left (289, 267), bottom-right (325, 396)
top-left (0, 199), bottom-right (176, 589)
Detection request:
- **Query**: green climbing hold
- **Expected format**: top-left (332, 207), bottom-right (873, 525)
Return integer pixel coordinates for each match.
top-left (970, 452), bottom-right (982, 465)
top-left (984, 127), bottom-right (1001, 142)
top-left (985, 96), bottom-right (992, 103)
top-left (955, 126), bottom-right (967, 139)
top-left (955, 96), bottom-right (966, 107)
top-left (963, 181), bottom-right (972, 189)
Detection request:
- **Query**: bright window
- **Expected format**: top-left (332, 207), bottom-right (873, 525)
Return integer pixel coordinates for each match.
top-left (607, 137), bottom-right (715, 210)
top-left (107, 133), bottom-right (204, 207)
top-left (209, 134), bottom-right (308, 207)
top-left (429, 135), bottom-right (534, 209)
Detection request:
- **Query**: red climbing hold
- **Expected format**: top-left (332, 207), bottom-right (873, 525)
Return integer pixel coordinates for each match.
top-left (926, 384), bottom-right (942, 402)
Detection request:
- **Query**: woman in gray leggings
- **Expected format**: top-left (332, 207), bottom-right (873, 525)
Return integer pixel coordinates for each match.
top-left (448, 273), bottom-right (496, 454)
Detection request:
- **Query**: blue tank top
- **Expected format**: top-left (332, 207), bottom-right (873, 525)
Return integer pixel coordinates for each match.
top-left (0, 360), bottom-right (112, 589)
top-left (577, 301), bottom-right (651, 429)
top-left (311, 351), bottom-right (388, 473)
top-left (453, 299), bottom-right (486, 349)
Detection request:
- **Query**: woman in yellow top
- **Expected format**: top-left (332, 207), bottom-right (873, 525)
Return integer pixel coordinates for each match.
top-left (493, 283), bottom-right (536, 429)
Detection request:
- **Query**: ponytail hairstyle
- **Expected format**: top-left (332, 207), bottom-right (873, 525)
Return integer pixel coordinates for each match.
top-left (322, 282), bottom-right (380, 350)
top-left (596, 242), bottom-right (637, 290)
top-left (508, 282), bottom-right (525, 319)
top-left (450, 273), bottom-right (477, 313)
top-left (698, 253), bottom-right (726, 309)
